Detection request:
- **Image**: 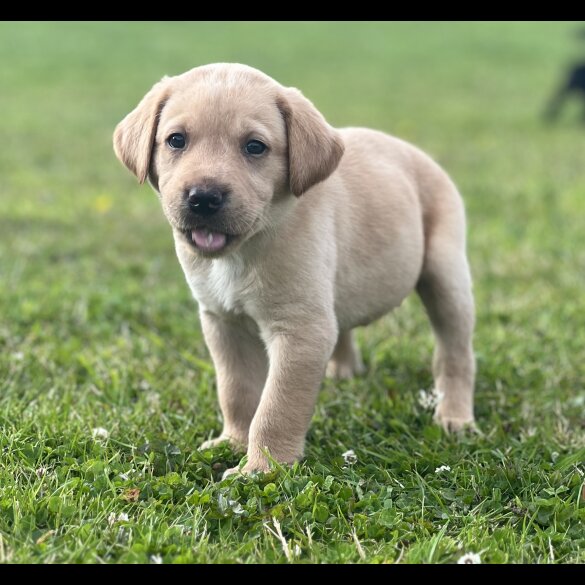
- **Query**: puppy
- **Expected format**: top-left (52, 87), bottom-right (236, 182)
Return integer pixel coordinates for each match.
top-left (113, 63), bottom-right (476, 475)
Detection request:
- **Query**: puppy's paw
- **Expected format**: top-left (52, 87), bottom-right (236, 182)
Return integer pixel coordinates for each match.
top-left (326, 359), bottom-right (365, 380)
top-left (222, 465), bottom-right (242, 480)
top-left (434, 408), bottom-right (476, 433)
top-left (221, 451), bottom-right (296, 479)
top-left (198, 434), bottom-right (246, 452)
top-left (221, 459), bottom-right (270, 480)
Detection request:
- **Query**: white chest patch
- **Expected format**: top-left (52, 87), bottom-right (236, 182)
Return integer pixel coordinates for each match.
top-left (185, 253), bottom-right (257, 316)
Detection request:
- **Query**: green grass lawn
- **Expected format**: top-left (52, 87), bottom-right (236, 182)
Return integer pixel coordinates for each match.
top-left (1, 21), bottom-right (584, 564)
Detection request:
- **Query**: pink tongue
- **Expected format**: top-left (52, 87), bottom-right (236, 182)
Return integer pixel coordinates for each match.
top-left (192, 228), bottom-right (227, 252)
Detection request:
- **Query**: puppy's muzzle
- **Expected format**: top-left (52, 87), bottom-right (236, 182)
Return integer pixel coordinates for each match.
top-left (187, 186), bottom-right (225, 217)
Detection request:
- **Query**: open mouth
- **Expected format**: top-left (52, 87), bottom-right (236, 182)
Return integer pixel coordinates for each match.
top-left (183, 227), bottom-right (233, 254)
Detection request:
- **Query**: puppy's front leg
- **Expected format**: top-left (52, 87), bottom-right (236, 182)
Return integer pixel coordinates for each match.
top-left (227, 317), bottom-right (337, 475)
top-left (199, 310), bottom-right (268, 451)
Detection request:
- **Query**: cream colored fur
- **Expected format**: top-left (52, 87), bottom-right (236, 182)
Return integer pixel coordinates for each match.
top-left (114, 63), bottom-right (476, 476)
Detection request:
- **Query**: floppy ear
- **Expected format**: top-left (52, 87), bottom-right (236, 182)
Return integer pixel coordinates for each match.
top-left (278, 87), bottom-right (345, 196)
top-left (113, 77), bottom-right (171, 184)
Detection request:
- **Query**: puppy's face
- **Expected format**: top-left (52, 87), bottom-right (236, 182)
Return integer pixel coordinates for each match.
top-left (114, 64), bottom-right (344, 257)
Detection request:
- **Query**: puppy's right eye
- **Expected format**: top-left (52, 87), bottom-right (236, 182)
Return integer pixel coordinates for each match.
top-left (167, 133), bottom-right (186, 149)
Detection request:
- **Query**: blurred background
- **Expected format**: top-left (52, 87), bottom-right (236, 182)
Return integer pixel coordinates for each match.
top-left (1, 20), bottom-right (584, 447)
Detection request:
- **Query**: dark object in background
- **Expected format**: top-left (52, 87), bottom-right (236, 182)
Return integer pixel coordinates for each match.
top-left (545, 63), bottom-right (585, 122)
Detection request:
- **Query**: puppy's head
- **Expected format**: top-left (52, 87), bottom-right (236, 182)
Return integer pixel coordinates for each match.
top-left (113, 63), bottom-right (344, 257)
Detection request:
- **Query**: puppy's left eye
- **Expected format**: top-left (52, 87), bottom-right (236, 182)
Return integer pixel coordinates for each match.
top-left (244, 140), bottom-right (267, 156)
top-left (167, 133), bottom-right (186, 149)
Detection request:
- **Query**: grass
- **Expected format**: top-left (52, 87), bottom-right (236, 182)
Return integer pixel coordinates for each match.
top-left (1, 21), bottom-right (584, 564)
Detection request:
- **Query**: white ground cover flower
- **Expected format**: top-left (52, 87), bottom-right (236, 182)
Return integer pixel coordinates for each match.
top-left (417, 388), bottom-right (443, 410)
top-left (342, 449), bottom-right (357, 465)
top-left (92, 427), bottom-right (109, 439)
top-left (457, 552), bottom-right (481, 564)
top-left (107, 512), bottom-right (129, 527)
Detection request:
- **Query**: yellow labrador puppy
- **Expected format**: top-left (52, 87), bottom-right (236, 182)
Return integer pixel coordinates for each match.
top-left (114, 63), bottom-right (475, 476)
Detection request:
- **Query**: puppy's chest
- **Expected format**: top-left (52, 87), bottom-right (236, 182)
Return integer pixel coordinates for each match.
top-left (187, 257), bottom-right (257, 316)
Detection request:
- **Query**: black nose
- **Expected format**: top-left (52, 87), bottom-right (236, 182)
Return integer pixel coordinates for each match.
top-left (187, 186), bottom-right (225, 216)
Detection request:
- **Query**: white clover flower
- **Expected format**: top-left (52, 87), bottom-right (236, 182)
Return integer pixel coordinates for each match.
top-left (418, 388), bottom-right (443, 410)
top-left (150, 554), bottom-right (163, 564)
top-left (457, 552), bottom-right (481, 564)
top-left (342, 449), bottom-right (357, 465)
top-left (107, 512), bottom-right (129, 527)
top-left (145, 392), bottom-right (161, 410)
top-left (92, 427), bottom-right (109, 439)
top-left (228, 499), bottom-right (245, 515)
top-left (435, 465), bottom-right (451, 474)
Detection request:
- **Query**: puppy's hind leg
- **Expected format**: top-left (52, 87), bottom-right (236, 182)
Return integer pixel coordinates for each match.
top-left (416, 209), bottom-right (476, 432)
top-left (326, 330), bottom-right (365, 380)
